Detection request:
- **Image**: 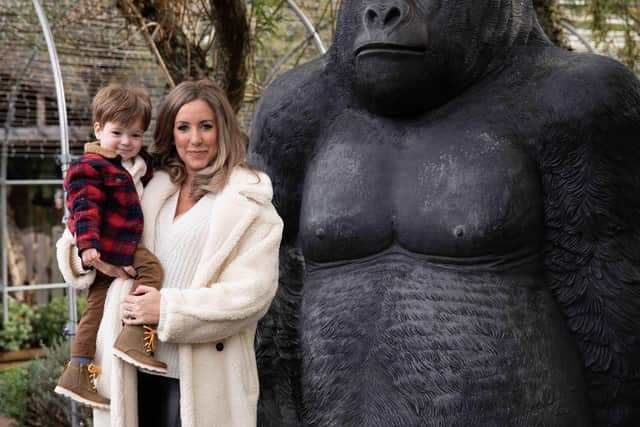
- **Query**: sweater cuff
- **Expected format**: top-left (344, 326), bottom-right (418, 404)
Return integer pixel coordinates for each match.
top-left (70, 245), bottom-right (92, 276)
top-left (158, 288), bottom-right (182, 342)
top-left (56, 229), bottom-right (96, 290)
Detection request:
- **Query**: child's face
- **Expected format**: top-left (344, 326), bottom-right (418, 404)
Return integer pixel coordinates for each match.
top-left (94, 120), bottom-right (144, 161)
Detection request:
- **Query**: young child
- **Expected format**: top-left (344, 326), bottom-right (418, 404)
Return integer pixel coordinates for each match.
top-left (55, 84), bottom-right (166, 410)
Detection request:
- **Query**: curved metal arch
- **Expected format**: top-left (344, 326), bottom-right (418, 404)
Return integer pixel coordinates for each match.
top-left (31, 0), bottom-right (77, 331)
top-left (284, 0), bottom-right (327, 54)
top-left (561, 20), bottom-right (597, 54)
top-left (29, 2), bottom-right (78, 425)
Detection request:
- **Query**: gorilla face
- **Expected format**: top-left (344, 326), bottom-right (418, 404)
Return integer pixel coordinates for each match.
top-left (353, 0), bottom-right (437, 116)
top-left (352, 0), bottom-right (519, 117)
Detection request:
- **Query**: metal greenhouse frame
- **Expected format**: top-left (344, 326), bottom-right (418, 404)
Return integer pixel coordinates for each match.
top-left (0, 0), bottom-right (79, 425)
top-left (1, 1), bottom-right (76, 332)
top-left (1, 1), bottom-right (78, 317)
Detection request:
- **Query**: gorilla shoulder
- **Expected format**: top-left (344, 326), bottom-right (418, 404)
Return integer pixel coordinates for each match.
top-left (540, 51), bottom-right (640, 129)
top-left (248, 55), bottom-right (332, 240)
top-left (250, 55), bottom-right (330, 156)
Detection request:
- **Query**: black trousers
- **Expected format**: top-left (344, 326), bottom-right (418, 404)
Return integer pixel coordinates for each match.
top-left (138, 371), bottom-right (181, 427)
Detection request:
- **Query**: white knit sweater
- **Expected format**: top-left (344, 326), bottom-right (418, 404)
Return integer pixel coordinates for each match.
top-left (152, 191), bottom-right (213, 378)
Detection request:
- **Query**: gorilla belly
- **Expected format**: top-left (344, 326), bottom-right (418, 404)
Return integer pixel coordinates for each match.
top-left (301, 251), bottom-right (590, 427)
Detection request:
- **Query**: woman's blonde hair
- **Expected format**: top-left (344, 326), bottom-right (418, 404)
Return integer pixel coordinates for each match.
top-left (151, 79), bottom-right (252, 198)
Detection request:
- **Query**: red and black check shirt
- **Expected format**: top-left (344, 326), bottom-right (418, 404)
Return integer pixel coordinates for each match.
top-left (65, 143), bottom-right (153, 266)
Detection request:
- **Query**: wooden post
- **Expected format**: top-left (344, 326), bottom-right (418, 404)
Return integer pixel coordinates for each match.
top-left (36, 93), bottom-right (46, 128)
top-left (34, 232), bottom-right (51, 305)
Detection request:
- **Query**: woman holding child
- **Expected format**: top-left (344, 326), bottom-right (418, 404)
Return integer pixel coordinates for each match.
top-left (58, 79), bottom-right (283, 427)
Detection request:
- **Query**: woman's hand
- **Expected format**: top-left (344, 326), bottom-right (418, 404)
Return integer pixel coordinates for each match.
top-left (122, 285), bottom-right (161, 325)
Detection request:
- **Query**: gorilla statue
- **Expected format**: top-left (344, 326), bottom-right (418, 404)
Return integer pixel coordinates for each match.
top-left (249, 0), bottom-right (640, 426)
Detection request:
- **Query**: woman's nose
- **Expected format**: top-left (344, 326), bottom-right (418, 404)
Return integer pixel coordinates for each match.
top-left (190, 131), bottom-right (203, 145)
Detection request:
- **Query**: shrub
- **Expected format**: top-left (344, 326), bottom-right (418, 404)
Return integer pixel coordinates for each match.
top-left (0, 294), bottom-right (88, 351)
top-left (0, 298), bottom-right (35, 352)
top-left (0, 338), bottom-right (93, 426)
top-left (0, 365), bottom-right (29, 423)
top-left (31, 294), bottom-right (87, 347)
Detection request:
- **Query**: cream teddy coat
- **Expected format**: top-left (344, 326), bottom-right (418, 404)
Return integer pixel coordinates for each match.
top-left (58, 166), bottom-right (283, 427)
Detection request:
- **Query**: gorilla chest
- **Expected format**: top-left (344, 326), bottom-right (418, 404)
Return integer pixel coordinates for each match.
top-left (299, 117), bottom-right (543, 261)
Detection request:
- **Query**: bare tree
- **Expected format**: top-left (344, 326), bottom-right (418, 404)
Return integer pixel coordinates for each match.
top-left (116, 0), bottom-right (250, 112)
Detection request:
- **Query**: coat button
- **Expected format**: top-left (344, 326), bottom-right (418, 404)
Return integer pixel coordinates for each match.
top-left (216, 342), bottom-right (224, 351)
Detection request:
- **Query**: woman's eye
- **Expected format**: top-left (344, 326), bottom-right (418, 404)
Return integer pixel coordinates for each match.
top-left (201, 123), bottom-right (214, 130)
top-left (177, 125), bottom-right (189, 131)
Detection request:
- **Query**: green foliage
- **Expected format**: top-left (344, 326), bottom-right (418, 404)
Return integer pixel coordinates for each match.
top-left (250, 0), bottom-right (286, 47)
top-left (0, 339), bottom-right (93, 426)
top-left (0, 294), bottom-right (88, 352)
top-left (0, 366), bottom-right (29, 423)
top-left (0, 298), bottom-right (35, 352)
top-left (534, 0), bottom-right (570, 48)
top-left (584, 0), bottom-right (640, 71)
top-left (30, 294), bottom-right (87, 347)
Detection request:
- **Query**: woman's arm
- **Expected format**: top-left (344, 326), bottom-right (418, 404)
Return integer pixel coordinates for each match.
top-left (124, 214), bottom-right (283, 343)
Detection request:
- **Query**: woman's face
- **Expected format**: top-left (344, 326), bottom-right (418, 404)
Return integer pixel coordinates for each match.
top-left (173, 99), bottom-right (219, 177)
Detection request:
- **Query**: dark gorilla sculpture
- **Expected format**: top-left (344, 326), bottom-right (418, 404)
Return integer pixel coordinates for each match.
top-left (249, 1), bottom-right (640, 426)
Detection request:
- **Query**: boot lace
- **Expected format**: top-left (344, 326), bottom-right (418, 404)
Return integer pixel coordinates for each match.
top-left (87, 363), bottom-right (101, 391)
top-left (143, 325), bottom-right (157, 354)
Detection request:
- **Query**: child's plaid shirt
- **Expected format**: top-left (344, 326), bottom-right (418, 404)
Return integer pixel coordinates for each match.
top-left (64, 142), bottom-right (153, 266)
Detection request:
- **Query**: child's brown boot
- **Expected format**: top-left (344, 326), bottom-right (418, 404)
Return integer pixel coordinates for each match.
top-left (54, 361), bottom-right (110, 410)
top-left (113, 325), bottom-right (167, 373)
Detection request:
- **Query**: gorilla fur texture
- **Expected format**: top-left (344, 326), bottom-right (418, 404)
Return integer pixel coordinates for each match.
top-left (250, 1), bottom-right (640, 426)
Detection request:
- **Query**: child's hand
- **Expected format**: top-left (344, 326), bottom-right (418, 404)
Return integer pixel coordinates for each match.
top-left (123, 266), bottom-right (137, 278)
top-left (81, 248), bottom-right (100, 268)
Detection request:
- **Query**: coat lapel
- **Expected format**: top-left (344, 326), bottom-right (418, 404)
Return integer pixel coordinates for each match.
top-left (141, 171), bottom-right (177, 251)
top-left (141, 171), bottom-right (260, 290)
top-left (190, 190), bottom-right (259, 289)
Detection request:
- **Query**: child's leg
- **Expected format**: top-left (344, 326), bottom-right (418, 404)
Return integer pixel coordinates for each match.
top-left (57, 271), bottom-right (111, 409)
top-left (130, 245), bottom-right (163, 294)
top-left (70, 272), bottom-right (112, 359)
top-left (113, 244), bottom-right (167, 373)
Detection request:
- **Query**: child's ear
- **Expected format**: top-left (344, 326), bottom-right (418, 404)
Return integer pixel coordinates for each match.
top-left (93, 122), bottom-right (102, 138)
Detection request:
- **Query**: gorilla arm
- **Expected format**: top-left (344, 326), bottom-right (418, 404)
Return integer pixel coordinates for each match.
top-left (248, 56), bottom-right (330, 427)
top-left (541, 59), bottom-right (640, 426)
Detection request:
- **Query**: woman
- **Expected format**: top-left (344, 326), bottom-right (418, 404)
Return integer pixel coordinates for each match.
top-left (60, 79), bottom-right (283, 427)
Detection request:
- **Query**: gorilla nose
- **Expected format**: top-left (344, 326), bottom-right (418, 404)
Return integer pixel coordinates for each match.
top-left (364, 3), bottom-right (404, 31)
